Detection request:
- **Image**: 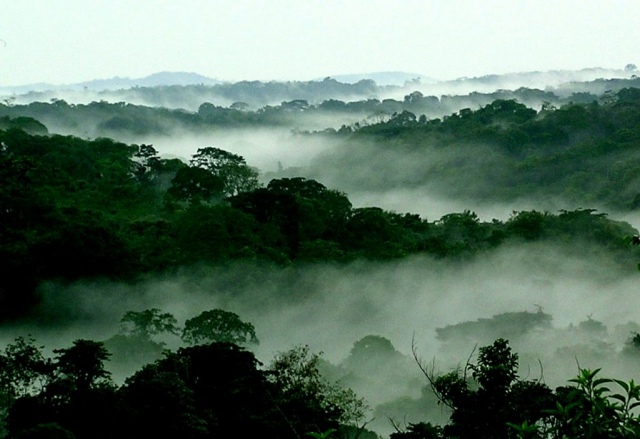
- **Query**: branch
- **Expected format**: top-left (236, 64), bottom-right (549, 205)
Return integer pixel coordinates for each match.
top-left (411, 333), bottom-right (454, 410)
top-left (462, 344), bottom-right (477, 383)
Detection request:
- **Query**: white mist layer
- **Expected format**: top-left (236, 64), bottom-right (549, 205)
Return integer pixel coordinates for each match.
top-left (14, 242), bottom-right (637, 375)
top-left (3, 240), bottom-right (638, 437)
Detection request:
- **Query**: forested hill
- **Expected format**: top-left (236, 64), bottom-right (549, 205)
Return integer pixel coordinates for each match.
top-left (301, 87), bottom-right (640, 211)
top-left (1, 125), bottom-right (638, 321)
top-left (2, 77), bottom-right (639, 138)
top-left (4, 67), bottom-right (635, 111)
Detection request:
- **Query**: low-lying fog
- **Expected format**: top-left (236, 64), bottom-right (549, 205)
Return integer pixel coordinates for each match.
top-left (4, 67), bottom-right (633, 110)
top-left (6, 240), bottom-right (639, 380)
top-left (4, 239), bottom-right (640, 434)
top-left (4, 74), bottom-right (640, 436)
top-left (141, 128), bottom-right (335, 173)
top-left (136, 126), bottom-right (640, 226)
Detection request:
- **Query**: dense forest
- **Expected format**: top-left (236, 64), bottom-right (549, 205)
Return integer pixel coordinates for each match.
top-left (298, 87), bottom-right (640, 212)
top-left (3, 73), bottom-right (640, 438)
top-left (2, 75), bottom-right (639, 136)
top-left (2, 124), bottom-right (639, 320)
top-left (3, 67), bottom-right (635, 111)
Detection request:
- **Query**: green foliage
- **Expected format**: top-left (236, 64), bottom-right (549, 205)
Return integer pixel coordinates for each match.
top-left (0, 116), bottom-right (48, 135)
top-left (104, 309), bottom-right (178, 367)
top-left (181, 309), bottom-right (259, 346)
top-left (190, 147), bottom-right (260, 197)
top-left (349, 335), bottom-right (397, 358)
top-left (1, 124), bottom-right (640, 323)
top-left (173, 203), bottom-right (262, 262)
top-left (549, 368), bottom-right (640, 438)
top-left (0, 336), bottom-right (48, 409)
top-left (119, 309), bottom-right (179, 340)
top-left (326, 89), bottom-right (640, 210)
top-left (621, 332), bottom-right (640, 357)
top-left (166, 165), bottom-right (224, 203)
top-left (471, 339), bottom-right (519, 392)
top-left (52, 340), bottom-right (112, 392)
top-left (428, 339), bottom-right (554, 439)
top-left (230, 177), bottom-right (353, 258)
top-left (122, 342), bottom-right (280, 438)
top-left (7, 326), bottom-right (640, 439)
top-left (0, 334), bottom-right (369, 439)
top-left (425, 338), bottom-right (640, 439)
top-left (436, 311), bottom-right (553, 345)
top-left (269, 345), bottom-right (369, 429)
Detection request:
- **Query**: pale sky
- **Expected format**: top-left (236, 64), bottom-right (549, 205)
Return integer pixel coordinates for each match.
top-left (1, 0), bottom-right (639, 86)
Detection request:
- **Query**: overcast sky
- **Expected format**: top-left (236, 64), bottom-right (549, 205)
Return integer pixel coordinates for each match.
top-left (1, 0), bottom-right (639, 86)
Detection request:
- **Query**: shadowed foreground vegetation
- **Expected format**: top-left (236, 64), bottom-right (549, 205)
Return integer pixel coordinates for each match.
top-left (3, 328), bottom-right (640, 439)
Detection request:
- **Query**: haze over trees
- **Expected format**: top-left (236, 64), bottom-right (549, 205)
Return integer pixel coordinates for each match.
top-left (2, 69), bottom-right (640, 438)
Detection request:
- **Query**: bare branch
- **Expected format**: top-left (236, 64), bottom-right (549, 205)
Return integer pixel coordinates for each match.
top-left (462, 344), bottom-right (477, 382)
top-left (350, 417), bottom-right (375, 439)
top-left (411, 333), bottom-right (454, 410)
top-left (536, 358), bottom-right (546, 384)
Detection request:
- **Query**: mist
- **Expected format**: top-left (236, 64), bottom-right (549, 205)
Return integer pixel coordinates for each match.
top-left (388, 67), bottom-right (635, 100)
top-left (4, 239), bottom-right (639, 435)
top-left (3, 68), bottom-right (640, 437)
top-left (142, 129), bottom-right (595, 223)
top-left (4, 238), bottom-right (639, 432)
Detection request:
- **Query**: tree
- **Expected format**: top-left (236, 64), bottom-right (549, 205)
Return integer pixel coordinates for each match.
top-left (404, 91), bottom-right (424, 105)
top-left (416, 339), bottom-right (554, 439)
top-left (103, 309), bottom-right (178, 368)
top-left (181, 309), bottom-right (258, 346)
top-left (230, 101), bottom-right (249, 111)
top-left (132, 143), bottom-right (160, 181)
top-left (435, 311), bottom-right (553, 346)
top-left (349, 335), bottom-right (397, 358)
top-left (268, 345), bottom-right (368, 430)
top-left (52, 340), bottom-right (112, 392)
top-left (266, 178), bottom-right (353, 236)
top-left (621, 332), bottom-right (640, 357)
top-left (166, 166), bottom-right (224, 203)
top-left (190, 147), bottom-right (260, 197)
top-left (119, 309), bottom-right (179, 340)
top-left (342, 335), bottom-right (407, 374)
top-left (122, 342), bottom-right (276, 438)
top-left (0, 336), bottom-right (49, 411)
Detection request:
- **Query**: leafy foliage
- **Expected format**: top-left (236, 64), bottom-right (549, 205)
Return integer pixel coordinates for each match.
top-left (166, 165), bottom-right (224, 203)
top-left (1, 121), bottom-right (639, 321)
top-left (0, 336), bottom-right (48, 410)
top-left (51, 340), bottom-right (112, 393)
top-left (436, 311), bottom-right (553, 345)
top-left (423, 339), bottom-right (555, 439)
top-left (268, 345), bottom-right (369, 429)
top-left (181, 309), bottom-right (259, 346)
top-left (544, 368), bottom-right (640, 439)
top-left (119, 309), bottom-right (179, 340)
top-left (190, 147), bottom-right (260, 197)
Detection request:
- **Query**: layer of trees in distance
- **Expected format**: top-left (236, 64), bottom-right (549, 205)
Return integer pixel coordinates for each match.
top-left (2, 72), bottom-right (640, 438)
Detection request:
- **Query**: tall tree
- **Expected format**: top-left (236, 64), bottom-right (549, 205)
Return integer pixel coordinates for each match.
top-left (119, 309), bottom-right (179, 340)
top-left (52, 340), bottom-right (112, 392)
top-left (181, 309), bottom-right (258, 346)
top-left (190, 147), bottom-right (260, 197)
